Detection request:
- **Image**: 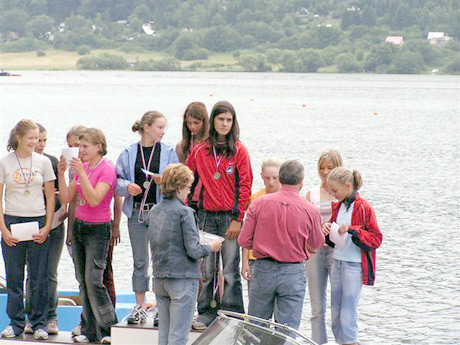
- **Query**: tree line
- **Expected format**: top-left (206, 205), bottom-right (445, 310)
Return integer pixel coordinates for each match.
top-left (1, 0), bottom-right (459, 74)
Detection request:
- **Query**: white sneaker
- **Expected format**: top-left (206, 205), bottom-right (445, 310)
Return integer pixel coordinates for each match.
top-left (73, 334), bottom-right (90, 343)
top-left (1, 326), bottom-right (16, 338)
top-left (47, 321), bottom-right (59, 335)
top-left (127, 304), bottom-right (147, 324)
top-left (100, 336), bottom-right (111, 344)
top-left (33, 329), bottom-right (49, 340)
top-left (24, 322), bottom-right (33, 334)
top-left (71, 324), bottom-right (82, 336)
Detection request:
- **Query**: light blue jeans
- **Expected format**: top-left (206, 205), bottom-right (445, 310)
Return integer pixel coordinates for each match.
top-left (154, 278), bottom-right (199, 345)
top-left (128, 209), bottom-right (150, 293)
top-left (306, 245), bottom-right (334, 344)
top-left (248, 259), bottom-right (306, 336)
top-left (331, 259), bottom-right (363, 344)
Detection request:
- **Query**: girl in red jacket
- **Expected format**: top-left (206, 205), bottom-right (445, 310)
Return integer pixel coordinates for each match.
top-left (186, 101), bottom-right (253, 329)
top-left (323, 167), bottom-right (382, 345)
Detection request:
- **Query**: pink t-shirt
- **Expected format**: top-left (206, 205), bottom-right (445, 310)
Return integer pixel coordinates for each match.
top-left (75, 159), bottom-right (116, 223)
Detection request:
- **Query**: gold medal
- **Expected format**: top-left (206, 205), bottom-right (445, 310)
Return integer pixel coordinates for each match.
top-left (24, 189), bottom-right (31, 197)
top-left (210, 300), bottom-right (217, 308)
top-left (213, 172), bottom-right (220, 180)
top-left (80, 199), bottom-right (86, 206)
top-left (143, 181), bottom-right (150, 189)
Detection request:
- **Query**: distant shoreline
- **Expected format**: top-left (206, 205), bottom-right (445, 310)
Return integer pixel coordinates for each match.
top-left (1, 49), bottom-right (455, 75)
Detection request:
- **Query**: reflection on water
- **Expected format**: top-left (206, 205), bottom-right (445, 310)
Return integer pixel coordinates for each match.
top-left (1, 72), bottom-right (459, 344)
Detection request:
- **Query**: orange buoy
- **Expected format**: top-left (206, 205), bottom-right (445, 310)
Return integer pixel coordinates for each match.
top-left (302, 104), bottom-right (306, 108)
top-left (373, 111), bottom-right (378, 115)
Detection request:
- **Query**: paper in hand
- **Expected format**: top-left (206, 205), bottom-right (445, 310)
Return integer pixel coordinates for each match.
top-left (330, 222), bottom-right (346, 249)
top-left (10, 221), bottom-right (40, 242)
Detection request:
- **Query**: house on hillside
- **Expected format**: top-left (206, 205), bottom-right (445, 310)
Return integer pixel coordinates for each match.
top-left (427, 32), bottom-right (452, 45)
top-left (296, 8), bottom-right (309, 19)
top-left (140, 22), bottom-right (155, 36)
top-left (385, 36), bottom-right (404, 46)
top-left (6, 31), bottom-right (20, 42)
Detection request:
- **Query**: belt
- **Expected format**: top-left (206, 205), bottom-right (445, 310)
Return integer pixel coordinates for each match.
top-left (260, 257), bottom-right (304, 264)
top-left (75, 219), bottom-right (110, 228)
top-left (134, 202), bottom-right (155, 212)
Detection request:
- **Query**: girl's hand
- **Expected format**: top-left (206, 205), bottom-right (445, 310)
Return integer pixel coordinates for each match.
top-left (322, 222), bottom-right (332, 236)
top-left (153, 174), bottom-right (162, 185)
top-left (111, 223), bottom-right (121, 246)
top-left (209, 240), bottom-right (222, 252)
top-left (241, 262), bottom-right (252, 281)
top-left (2, 231), bottom-right (18, 247)
top-left (127, 183), bottom-right (142, 196)
top-left (338, 225), bottom-right (349, 234)
top-left (226, 220), bottom-right (241, 240)
top-left (69, 157), bottom-right (84, 177)
top-left (32, 227), bottom-right (50, 244)
top-left (57, 156), bottom-right (67, 174)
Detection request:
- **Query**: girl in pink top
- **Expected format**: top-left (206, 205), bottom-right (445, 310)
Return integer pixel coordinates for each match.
top-left (57, 128), bottom-right (117, 344)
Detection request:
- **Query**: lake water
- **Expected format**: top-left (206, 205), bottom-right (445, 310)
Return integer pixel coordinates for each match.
top-left (1, 71), bottom-right (459, 344)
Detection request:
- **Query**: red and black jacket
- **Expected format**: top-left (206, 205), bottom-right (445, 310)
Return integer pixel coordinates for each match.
top-left (330, 193), bottom-right (382, 286)
top-left (186, 141), bottom-right (253, 222)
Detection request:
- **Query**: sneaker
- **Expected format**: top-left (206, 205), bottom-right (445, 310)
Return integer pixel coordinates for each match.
top-left (33, 329), bottom-right (49, 340)
top-left (24, 322), bottom-right (33, 334)
top-left (100, 336), bottom-right (111, 344)
top-left (47, 321), bottom-right (59, 335)
top-left (73, 335), bottom-right (90, 343)
top-left (127, 304), bottom-right (147, 324)
top-left (71, 324), bottom-right (82, 336)
top-left (191, 321), bottom-right (207, 330)
top-left (1, 326), bottom-right (16, 338)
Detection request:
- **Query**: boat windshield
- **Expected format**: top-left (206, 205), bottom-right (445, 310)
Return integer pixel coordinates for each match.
top-left (193, 317), bottom-right (306, 345)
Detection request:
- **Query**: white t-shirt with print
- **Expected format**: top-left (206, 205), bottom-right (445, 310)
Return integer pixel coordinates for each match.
top-left (0, 152), bottom-right (56, 217)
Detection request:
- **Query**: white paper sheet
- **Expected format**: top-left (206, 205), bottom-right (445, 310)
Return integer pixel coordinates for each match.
top-left (330, 222), bottom-right (346, 249)
top-left (61, 147), bottom-right (79, 166)
top-left (10, 221), bottom-right (40, 242)
top-left (51, 206), bottom-right (65, 229)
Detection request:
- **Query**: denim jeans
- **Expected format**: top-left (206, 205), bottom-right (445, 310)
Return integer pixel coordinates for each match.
top-left (1, 215), bottom-right (49, 335)
top-left (306, 245), bottom-right (334, 344)
top-left (331, 259), bottom-right (363, 344)
top-left (26, 223), bottom-right (65, 323)
top-left (196, 210), bottom-right (244, 325)
top-left (248, 259), bottom-right (306, 336)
top-left (154, 278), bottom-right (199, 345)
top-left (128, 209), bottom-right (150, 293)
top-left (72, 220), bottom-right (117, 342)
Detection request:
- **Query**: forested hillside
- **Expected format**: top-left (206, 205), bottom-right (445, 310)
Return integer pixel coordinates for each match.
top-left (1, 0), bottom-right (459, 73)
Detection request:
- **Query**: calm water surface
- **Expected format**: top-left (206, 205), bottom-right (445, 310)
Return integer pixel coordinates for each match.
top-left (1, 71), bottom-right (459, 344)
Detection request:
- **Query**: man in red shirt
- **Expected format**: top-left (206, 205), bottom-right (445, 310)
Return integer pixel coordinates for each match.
top-left (238, 160), bottom-right (324, 333)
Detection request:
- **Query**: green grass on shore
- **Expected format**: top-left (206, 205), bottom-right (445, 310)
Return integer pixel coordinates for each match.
top-left (0, 49), bottom-right (241, 71)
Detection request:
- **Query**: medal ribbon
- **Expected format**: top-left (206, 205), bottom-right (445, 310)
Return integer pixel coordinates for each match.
top-left (139, 142), bottom-right (156, 185)
top-left (212, 146), bottom-right (224, 175)
top-left (15, 152), bottom-right (33, 188)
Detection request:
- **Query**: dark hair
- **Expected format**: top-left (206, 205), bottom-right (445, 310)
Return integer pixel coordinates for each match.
top-left (279, 160), bottom-right (304, 185)
top-left (181, 102), bottom-right (209, 157)
top-left (208, 101), bottom-right (240, 158)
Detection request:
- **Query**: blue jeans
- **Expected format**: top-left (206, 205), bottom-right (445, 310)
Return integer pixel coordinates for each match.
top-left (306, 245), bottom-right (334, 344)
top-left (248, 259), bottom-right (306, 335)
top-left (1, 215), bottom-right (49, 335)
top-left (26, 223), bottom-right (65, 323)
top-left (154, 278), bottom-right (199, 345)
top-left (72, 220), bottom-right (117, 342)
top-left (196, 210), bottom-right (244, 325)
top-left (128, 209), bottom-right (150, 293)
top-left (331, 260), bottom-right (363, 344)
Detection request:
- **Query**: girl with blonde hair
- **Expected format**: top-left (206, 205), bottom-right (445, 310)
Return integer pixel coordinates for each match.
top-left (323, 167), bottom-right (382, 345)
top-left (0, 119), bottom-right (56, 340)
top-left (305, 149), bottom-right (343, 344)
